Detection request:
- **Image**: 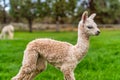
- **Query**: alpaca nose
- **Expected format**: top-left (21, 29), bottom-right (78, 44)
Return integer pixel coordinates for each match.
top-left (96, 31), bottom-right (100, 35)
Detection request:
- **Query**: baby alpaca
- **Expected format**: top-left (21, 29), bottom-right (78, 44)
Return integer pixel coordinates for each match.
top-left (12, 11), bottom-right (100, 80)
top-left (0, 24), bottom-right (14, 39)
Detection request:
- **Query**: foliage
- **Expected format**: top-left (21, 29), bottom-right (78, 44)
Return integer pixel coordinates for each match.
top-left (0, 0), bottom-right (120, 30)
top-left (81, 0), bottom-right (120, 24)
top-left (0, 30), bottom-right (120, 80)
top-left (45, 0), bottom-right (77, 31)
top-left (9, 0), bottom-right (21, 22)
top-left (10, 0), bottom-right (38, 32)
top-left (0, 0), bottom-right (8, 23)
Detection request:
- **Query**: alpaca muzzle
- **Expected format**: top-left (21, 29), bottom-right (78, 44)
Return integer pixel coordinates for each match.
top-left (95, 31), bottom-right (100, 36)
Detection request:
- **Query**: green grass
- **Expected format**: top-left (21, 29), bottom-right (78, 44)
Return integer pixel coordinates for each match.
top-left (0, 29), bottom-right (120, 80)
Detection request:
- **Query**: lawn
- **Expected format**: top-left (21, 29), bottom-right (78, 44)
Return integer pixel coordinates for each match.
top-left (0, 29), bottom-right (120, 80)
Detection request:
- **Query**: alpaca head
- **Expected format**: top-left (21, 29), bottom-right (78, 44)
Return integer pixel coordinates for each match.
top-left (79, 11), bottom-right (100, 36)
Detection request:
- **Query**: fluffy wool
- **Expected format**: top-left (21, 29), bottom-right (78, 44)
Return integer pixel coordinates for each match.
top-left (12, 11), bottom-right (100, 80)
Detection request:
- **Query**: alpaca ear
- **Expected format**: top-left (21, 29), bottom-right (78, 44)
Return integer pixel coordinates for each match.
top-left (82, 11), bottom-right (88, 23)
top-left (89, 13), bottom-right (96, 19)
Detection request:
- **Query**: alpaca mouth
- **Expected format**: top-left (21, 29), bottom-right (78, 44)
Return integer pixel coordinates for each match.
top-left (95, 31), bottom-right (100, 36)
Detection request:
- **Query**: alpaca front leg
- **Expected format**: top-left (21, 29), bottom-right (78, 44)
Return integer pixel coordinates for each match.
top-left (61, 67), bottom-right (75, 80)
top-left (63, 70), bottom-right (75, 80)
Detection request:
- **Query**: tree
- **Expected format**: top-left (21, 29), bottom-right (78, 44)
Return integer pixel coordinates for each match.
top-left (3, 0), bottom-right (7, 23)
top-left (97, 0), bottom-right (120, 23)
top-left (0, 0), bottom-right (8, 23)
top-left (81, 0), bottom-right (120, 24)
top-left (51, 0), bottom-right (67, 31)
top-left (10, 0), bottom-right (53, 32)
top-left (47, 0), bottom-right (77, 31)
top-left (10, 0), bottom-right (42, 32)
top-left (20, 0), bottom-right (37, 32)
top-left (9, 0), bottom-right (21, 22)
top-left (0, 3), bottom-right (4, 23)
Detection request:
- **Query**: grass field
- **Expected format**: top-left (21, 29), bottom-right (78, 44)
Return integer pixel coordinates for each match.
top-left (0, 29), bottom-right (120, 80)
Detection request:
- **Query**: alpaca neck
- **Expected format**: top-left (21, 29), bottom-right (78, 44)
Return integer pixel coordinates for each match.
top-left (74, 22), bottom-right (89, 61)
top-left (77, 26), bottom-right (89, 46)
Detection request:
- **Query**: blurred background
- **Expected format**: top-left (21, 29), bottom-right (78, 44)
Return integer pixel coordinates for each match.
top-left (0, 0), bottom-right (120, 32)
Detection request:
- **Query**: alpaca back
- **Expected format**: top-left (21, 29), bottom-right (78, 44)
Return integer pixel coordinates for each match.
top-left (25, 38), bottom-right (73, 67)
top-left (2, 25), bottom-right (14, 33)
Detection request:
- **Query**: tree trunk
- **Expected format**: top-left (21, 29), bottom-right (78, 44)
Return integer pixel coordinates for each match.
top-left (88, 0), bottom-right (96, 13)
top-left (3, 0), bottom-right (6, 23)
top-left (56, 16), bottom-right (60, 32)
top-left (88, 0), bottom-right (96, 14)
top-left (56, 21), bottom-right (60, 32)
top-left (28, 18), bottom-right (33, 32)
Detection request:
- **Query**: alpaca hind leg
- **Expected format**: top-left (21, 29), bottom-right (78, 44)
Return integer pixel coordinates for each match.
top-left (0, 33), bottom-right (4, 39)
top-left (12, 50), bottom-right (38, 80)
top-left (9, 32), bottom-right (14, 39)
top-left (28, 56), bottom-right (47, 80)
top-left (2, 32), bottom-right (6, 39)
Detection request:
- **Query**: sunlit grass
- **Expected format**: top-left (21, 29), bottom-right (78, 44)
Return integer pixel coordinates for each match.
top-left (0, 29), bottom-right (120, 80)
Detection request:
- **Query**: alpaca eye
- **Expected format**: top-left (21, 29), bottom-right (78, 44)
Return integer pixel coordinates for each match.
top-left (87, 26), bottom-right (93, 29)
